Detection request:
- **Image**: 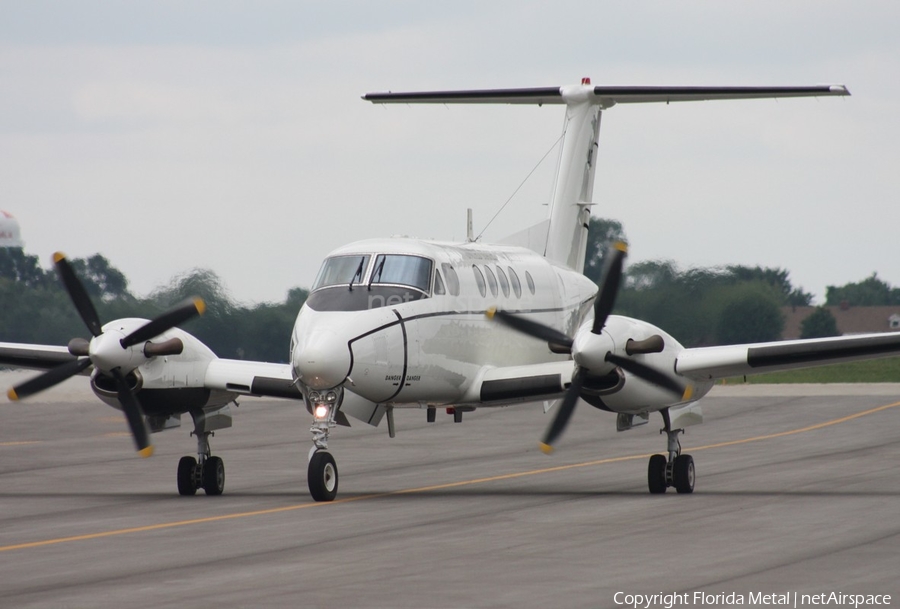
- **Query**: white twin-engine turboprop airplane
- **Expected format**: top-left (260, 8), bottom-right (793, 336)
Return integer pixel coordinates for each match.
top-left (4, 80), bottom-right (900, 502)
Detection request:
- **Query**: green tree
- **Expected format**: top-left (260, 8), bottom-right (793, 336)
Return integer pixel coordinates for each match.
top-left (725, 265), bottom-right (812, 306)
top-left (715, 283), bottom-right (785, 345)
top-left (584, 217), bottom-right (627, 284)
top-left (825, 273), bottom-right (900, 306)
top-left (70, 254), bottom-right (130, 301)
top-left (800, 307), bottom-right (839, 339)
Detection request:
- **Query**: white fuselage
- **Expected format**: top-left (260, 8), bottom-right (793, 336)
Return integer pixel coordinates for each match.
top-left (290, 237), bottom-right (712, 414)
top-left (292, 237), bottom-right (594, 403)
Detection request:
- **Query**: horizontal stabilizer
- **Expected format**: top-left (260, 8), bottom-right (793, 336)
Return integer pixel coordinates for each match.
top-left (363, 85), bottom-right (849, 106)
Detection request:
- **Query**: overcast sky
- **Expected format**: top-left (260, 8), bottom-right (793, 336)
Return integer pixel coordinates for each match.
top-left (2, 1), bottom-right (898, 306)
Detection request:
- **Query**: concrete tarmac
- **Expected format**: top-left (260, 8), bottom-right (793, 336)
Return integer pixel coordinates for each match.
top-left (0, 373), bottom-right (898, 608)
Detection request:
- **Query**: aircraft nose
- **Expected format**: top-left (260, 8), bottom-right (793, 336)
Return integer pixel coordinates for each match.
top-left (292, 330), bottom-right (351, 390)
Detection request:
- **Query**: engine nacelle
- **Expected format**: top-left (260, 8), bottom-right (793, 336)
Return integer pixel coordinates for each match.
top-left (89, 324), bottom-right (237, 423)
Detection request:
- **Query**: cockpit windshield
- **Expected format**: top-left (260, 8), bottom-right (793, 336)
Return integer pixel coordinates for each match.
top-left (369, 254), bottom-right (433, 292)
top-left (312, 255), bottom-right (370, 290)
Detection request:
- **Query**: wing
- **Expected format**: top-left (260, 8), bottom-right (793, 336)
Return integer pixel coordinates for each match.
top-left (472, 360), bottom-right (575, 405)
top-left (203, 359), bottom-right (301, 399)
top-left (675, 332), bottom-right (900, 381)
top-left (0, 342), bottom-right (81, 372)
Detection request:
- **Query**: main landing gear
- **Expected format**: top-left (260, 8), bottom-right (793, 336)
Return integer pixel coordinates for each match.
top-left (648, 409), bottom-right (694, 494)
top-left (177, 430), bottom-right (225, 496)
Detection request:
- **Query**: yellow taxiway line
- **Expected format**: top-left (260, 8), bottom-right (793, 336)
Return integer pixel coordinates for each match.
top-left (1, 399), bottom-right (898, 554)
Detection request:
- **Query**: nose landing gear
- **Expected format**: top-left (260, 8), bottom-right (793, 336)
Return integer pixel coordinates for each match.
top-left (306, 389), bottom-right (341, 502)
top-left (647, 409), bottom-right (695, 494)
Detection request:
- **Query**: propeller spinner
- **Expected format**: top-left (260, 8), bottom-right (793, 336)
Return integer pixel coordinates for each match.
top-left (7, 252), bottom-right (205, 457)
top-left (489, 242), bottom-right (689, 453)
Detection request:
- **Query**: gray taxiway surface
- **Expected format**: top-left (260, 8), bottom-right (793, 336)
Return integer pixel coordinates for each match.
top-left (0, 373), bottom-right (898, 608)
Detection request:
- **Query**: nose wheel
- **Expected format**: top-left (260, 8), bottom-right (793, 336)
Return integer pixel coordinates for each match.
top-left (308, 450), bottom-right (338, 502)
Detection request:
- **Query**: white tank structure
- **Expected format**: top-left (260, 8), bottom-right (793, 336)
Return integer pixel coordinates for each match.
top-left (0, 210), bottom-right (24, 248)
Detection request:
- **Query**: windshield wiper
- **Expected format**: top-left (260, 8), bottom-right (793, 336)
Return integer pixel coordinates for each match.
top-left (368, 256), bottom-right (386, 291)
top-left (348, 258), bottom-right (365, 291)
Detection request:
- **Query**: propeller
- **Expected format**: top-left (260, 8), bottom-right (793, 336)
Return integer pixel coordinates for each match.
top-left (489, 241), bottom-right (688, 453)
top-left (6, 252), bottom-right (205, 458)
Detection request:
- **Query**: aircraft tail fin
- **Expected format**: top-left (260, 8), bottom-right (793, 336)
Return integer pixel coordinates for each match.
top-left (364, 83), bottom-right (849, 272)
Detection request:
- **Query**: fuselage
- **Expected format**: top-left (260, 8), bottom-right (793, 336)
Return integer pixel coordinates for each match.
top-left (291, 237), bottom-right (597, 406)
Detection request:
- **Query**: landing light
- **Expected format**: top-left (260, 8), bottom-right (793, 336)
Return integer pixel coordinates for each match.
top-left (314, 404), bottom-right (330, 420)
top-left (325, 391), bottom-right (337, 403)
top-left (308, 391), bottom-right (321, 403)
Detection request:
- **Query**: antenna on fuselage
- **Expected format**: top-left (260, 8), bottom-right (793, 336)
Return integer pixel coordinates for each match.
top-left (466, 208), bottom-right (475, 243)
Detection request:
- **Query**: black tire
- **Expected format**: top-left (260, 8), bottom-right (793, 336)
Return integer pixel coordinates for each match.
top-left (308, 450), bottom-right (338, 502)
top-left (177, 456), bottom-right (198, 496)
top-left (673, 454), bottom-right (695, 494)
top-left (648, 454), bottom-right (667, 494)
top-left (201, 456), bottom-right (225, 496)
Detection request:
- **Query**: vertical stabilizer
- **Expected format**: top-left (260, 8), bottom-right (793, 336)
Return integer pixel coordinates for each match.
top-left (544, 87), bottom-right (602, 272)
top-left (363, 82), bottom-right (849, 272)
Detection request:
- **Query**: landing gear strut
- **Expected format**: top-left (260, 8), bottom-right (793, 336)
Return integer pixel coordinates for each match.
top-left (177, 429), bottom-right (225, 496)
top-left (648, 409), bottom-right (694, 494)
top-left (306, 389), bottom-right (341, 502)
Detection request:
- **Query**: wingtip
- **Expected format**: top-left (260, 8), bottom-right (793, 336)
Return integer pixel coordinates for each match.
top-left (138, 445), bottom-right (155, 458)
top-left (539, 442), bottom-right (554, 455)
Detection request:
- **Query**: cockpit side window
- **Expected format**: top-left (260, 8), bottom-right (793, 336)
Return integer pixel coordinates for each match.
top-left (312, 255), bottom-right (370, 290)
top-left (434, 270), bottom-right (446, 295)
top-left (369, 254), bottom-right (433, 293)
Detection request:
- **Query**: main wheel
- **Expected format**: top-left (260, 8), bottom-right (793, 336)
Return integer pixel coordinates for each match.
top-left (648, 454), bottom-right (667, 494)
top-left (308, 450), bottom-right (338, 502)
top-left (177, 456), bottom-right (198, 496)
top-left (202, 456), bottom-right (225, 496)
top-left (673, 454), bottom-right (695, 494)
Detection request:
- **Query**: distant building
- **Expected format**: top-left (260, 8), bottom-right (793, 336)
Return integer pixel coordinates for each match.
top-left (782, 305), bottom-right (900, 339)
top-left (0, 210), bottom-right (24, 248)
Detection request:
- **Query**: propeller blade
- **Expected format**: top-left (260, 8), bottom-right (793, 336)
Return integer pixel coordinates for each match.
top-left (112, 370), bottom-right (153, 457)
top-left (540, 368), bottom-right (585, 453)
top-left (7, 357), bottom-right (93, 401)
top-left (605, 352), bottom-right (688, 397)
top-left (121, 298), bottom-right (206, 348)
top-left (591, 242), bottom-right (627, 334)
top-left (487, 307), bottom-right (574, 353)
top-left (53, 252), bottom-right (103, 337)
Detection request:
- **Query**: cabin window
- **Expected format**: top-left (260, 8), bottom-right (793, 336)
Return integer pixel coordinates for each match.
top-left (434, 270), bottom-right (446, 295)
top-left (312, 255), bottom-right (370, 290)
top-left (525, 270), bottom-right (536, 295)
top-left (484, 266), bottom-right (498, 297)
top-left (508, 267), bottom-right (522, 298)
top-left (442, 263), bottom-right (461, 296)
top-left (495, 266), bottom-right (510, 298)
top-left (369, 254), bottom-right (433, 293)
top-left (472, 265), bottom-right (486, 297)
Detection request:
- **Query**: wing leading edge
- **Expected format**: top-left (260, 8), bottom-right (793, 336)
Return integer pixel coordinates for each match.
top-left (676, 332), bottom-right (900, 382)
